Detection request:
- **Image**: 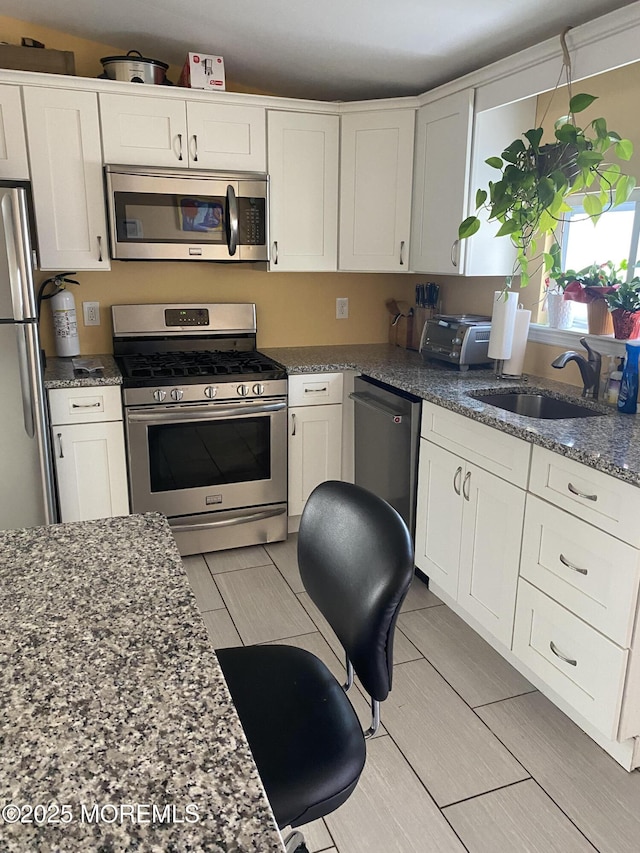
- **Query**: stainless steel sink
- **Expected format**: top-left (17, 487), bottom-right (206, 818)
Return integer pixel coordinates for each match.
top-left (471, 391), bottom-right (606, 419)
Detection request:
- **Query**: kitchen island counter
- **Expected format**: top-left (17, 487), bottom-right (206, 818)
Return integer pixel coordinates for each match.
top-left (0, 513), bottom-right (283, 852)
top-left (264, 343), bottom-right (640, 487)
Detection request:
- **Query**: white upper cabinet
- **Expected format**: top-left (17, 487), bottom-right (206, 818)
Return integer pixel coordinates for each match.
top-left (267, 110), bottom-right (339, 271)
top-left (23, 87), bottom-right (110, 271)
top-left (464, 97), bottom-right (537, 276)
top-left (0, 85), bottom-right (28, 179)
top-left (410, 90), bottom-right (474, 275)
top-left (339, 109), bottom-right (414, 272)
top-left (100, 94), bottom-right (187, 167)
top-left (99, 93), bottom-right (266, 171)
top-left (186, 102), bottom-right (266, 171)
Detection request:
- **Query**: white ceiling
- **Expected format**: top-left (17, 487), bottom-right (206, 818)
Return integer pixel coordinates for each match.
top-left (3, 0), bottom-right (639, 100)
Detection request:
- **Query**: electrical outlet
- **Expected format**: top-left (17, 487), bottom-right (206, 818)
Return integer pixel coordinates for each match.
top-left (83, 301), bottom-right (100, 326)
top-left (336, 297), bottom-right (349, 319)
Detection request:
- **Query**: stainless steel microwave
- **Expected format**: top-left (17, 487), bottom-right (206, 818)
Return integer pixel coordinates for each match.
top-left (105, 165), bottom-right (268, 261)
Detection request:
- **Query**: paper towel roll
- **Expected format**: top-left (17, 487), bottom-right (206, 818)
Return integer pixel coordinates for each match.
top-left (502, 308), bottom-right (531, 377)
top-left (487, 290), bottom-right (518, 360)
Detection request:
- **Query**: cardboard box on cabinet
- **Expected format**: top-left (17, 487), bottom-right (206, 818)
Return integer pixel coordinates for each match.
top-left (179, 53), bottom-right (226, 90)
top-left (0, 44), bottom-right (75, 75)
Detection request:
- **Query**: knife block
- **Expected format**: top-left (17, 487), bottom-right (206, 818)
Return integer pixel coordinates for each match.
top-left (389, 307), bottom-right (435, 350)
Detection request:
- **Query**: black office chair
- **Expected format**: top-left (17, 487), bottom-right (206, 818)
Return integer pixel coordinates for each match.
top-left (216, 480), bottom-right (414, 853)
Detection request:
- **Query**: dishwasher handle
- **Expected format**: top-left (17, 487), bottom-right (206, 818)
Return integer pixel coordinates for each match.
top-left (349, 391), bottom-right (404, 423)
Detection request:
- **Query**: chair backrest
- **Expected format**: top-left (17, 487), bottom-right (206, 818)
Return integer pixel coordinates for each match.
top-left (297, 480), bottom-right (414, 702)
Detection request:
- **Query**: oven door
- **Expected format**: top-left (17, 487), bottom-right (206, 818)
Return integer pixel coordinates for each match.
top-left (125, 398), bottom-right (287, 518)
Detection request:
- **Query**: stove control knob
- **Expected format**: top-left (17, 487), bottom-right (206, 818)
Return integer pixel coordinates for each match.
top-left (170, 388), bottom-right (184, 402)
top-left (153, 389), bottom-right (167, 402)
top-left (237, 384), bottom-right (249, 397)
top-left (252, 383), bottom-right (265, 396)
top-left (204, 386), bottom-right (217, 399)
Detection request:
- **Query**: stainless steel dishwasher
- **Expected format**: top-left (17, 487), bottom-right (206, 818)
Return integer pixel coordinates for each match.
top-left (350, 375), bottom-right (421, 536)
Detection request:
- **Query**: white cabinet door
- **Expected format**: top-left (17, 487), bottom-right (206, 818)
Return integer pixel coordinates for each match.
top-left (464, 97), bottom-right (537, 276)
top-left (339, 109), bottom-right (414, 271)
top-left (187, 102), bottom-right (266, 171)
top-left (23, 88), bottom-right (110, 270)
top-left (99, 93), bottom-right (188, 167)
top-left (288, 403), bottom-right (342, 517)
top-left (52, 421), bottom-right (129, 522)
top-left (457, 464), bottom-right (525, 647)
top-left (410, 90), bottom-right (474, 274)
top-left (267, 110), bottom-right (338, 271)
top-left (0, 85), bottom-right (28, 179)
top-left (415, 439), bottom-right (464, 599)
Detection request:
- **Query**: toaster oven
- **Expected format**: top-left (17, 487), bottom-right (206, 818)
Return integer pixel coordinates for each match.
top-left (419, 314), bottom-right (492, 371)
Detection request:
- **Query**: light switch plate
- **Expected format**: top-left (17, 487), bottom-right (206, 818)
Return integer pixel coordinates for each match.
top-left (83, 301), bottom-right (100, 326)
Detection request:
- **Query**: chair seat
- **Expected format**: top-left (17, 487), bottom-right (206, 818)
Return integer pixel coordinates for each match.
top-left (217, 644), bottom-right (367, 829)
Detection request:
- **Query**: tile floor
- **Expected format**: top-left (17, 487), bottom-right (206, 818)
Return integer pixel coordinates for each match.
top-left (182, 536), bottom-right (640, 853)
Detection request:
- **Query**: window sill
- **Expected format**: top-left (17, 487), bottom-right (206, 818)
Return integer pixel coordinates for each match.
top-left (528, 324), bottom-right (628, 357)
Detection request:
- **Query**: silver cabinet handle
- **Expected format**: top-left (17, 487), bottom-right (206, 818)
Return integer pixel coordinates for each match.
top-left (192, 134), bottom-right (198, 162)
top-left (97, 235), bottom-right (103, 262)
top-left (549, 640), bottom-right (577, 667)
top-left (71, 401), bottom-right (101, 409)
top-left (57, 432), bottom-right (64, 459)
top-left (305, 387), bottom-right (327, 394)
top-left (399, 240), bottom-right (405, 266)
top-left (559, 553), bottom-right (588, 576)
top-left (177, 133), bottom-right (183, 161)
top-left (567, 482), bottom-right (597, 501)
top-left (453, 466), bottom-right (462, 496)
top-left (272, 240), bottom-right (278, 265)
top-left (462, 470), bottom-right (471, 501)
top-left (451, 239), bottom-right (459, 268)
top-left (291, 412), bottom-right (296, 436)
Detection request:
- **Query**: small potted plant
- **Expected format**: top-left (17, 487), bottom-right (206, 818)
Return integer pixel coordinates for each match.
top-left (561, 260), bottom-right (626, 335)
top-left (458, 94), bottom-right (635, 288)
top-left (543, 273), bottom-right (573, 329)
top-left (605, 277), bottom-right (640, 339)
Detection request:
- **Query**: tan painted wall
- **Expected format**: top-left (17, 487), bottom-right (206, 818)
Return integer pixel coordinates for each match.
top-left (36, 265), bottom-right (419, 355)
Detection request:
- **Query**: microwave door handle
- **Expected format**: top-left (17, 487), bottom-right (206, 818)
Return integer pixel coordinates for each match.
top-left (226, 184), bottom-right (239, 256)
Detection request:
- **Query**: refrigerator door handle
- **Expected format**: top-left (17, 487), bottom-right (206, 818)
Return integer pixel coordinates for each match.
top-left (15, 324), bottom-right (35, 438)
top-left (1, 189), bottom-right (36, 321)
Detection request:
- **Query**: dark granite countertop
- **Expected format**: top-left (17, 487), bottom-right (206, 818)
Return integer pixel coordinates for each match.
top-left (44, 355), bottom-right (122, 389)
top-left (0, 513), bottom-right (283, 853)
top-left (264, 344), bottom-right (640, 487)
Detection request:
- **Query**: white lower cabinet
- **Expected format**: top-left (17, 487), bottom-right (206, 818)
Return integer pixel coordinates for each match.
top-left (288, 373), bottom-right (343, 518)
top-left (513, 579), bottom-right (629, 740)
top-left (49, 386), bottom-right (129, 523)
top-left (415, 438), bottom-right (525, 646)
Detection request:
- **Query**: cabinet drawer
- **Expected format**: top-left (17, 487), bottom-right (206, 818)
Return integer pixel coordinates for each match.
top-left (513, 579), bottom-right (628, 740)
top-left (49, 385), bottom-right (123, 425)
top-left (421, 402), bottom-right (530, 487)
top-left (530, 446), bottom-right (640, 546)
top-left (288, 373), bottom-right (343, 406)
top-left (521, 495), bottom-right (640, 647)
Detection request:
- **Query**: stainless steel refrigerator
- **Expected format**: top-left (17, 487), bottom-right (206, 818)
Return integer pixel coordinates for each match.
top-left (0, 184), bottom-right (56, 531)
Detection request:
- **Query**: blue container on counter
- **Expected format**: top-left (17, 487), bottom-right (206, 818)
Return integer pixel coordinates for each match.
top-left (617, 341), bottom-right (640, 414)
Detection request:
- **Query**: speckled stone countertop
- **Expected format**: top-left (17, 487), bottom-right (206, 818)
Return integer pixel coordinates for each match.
top-left (264, 343), bottom-right (640, 487)
top-left (0, 513), bottom-right (283, 853)
top-left (44, 355), bottom-right (122, 389)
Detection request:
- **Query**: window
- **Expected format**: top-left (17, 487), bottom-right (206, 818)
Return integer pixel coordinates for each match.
top-left (555, 189), bottom-right (640, 331)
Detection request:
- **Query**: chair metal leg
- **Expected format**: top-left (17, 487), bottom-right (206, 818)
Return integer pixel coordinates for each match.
top-left (364, 698), bottom-right (381, 739)
top-left (343, 655), bottom-right (354, 692)
top-left (283, 829), bottom-right (310, 852)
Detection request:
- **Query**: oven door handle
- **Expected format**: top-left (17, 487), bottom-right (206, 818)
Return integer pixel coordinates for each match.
top-left (126, 401), bottom-right (286, 424)
top-left (170, 505), bottom-right (286, 533)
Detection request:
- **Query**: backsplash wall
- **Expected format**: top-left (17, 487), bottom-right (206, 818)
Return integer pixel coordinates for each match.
top-left (36, 264), bottom-right (418, 355)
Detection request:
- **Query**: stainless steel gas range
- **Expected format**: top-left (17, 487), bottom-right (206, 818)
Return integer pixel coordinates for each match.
top-left (112, 303), bottom-right (287, 556)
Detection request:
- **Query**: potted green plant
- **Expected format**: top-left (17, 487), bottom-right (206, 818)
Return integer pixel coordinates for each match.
top-left (458, 94), bottom-right (635, 288)
top-left (605, 277), bottom-right (640, 339)
top-left (560, 260), bottom-right (627, 335)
